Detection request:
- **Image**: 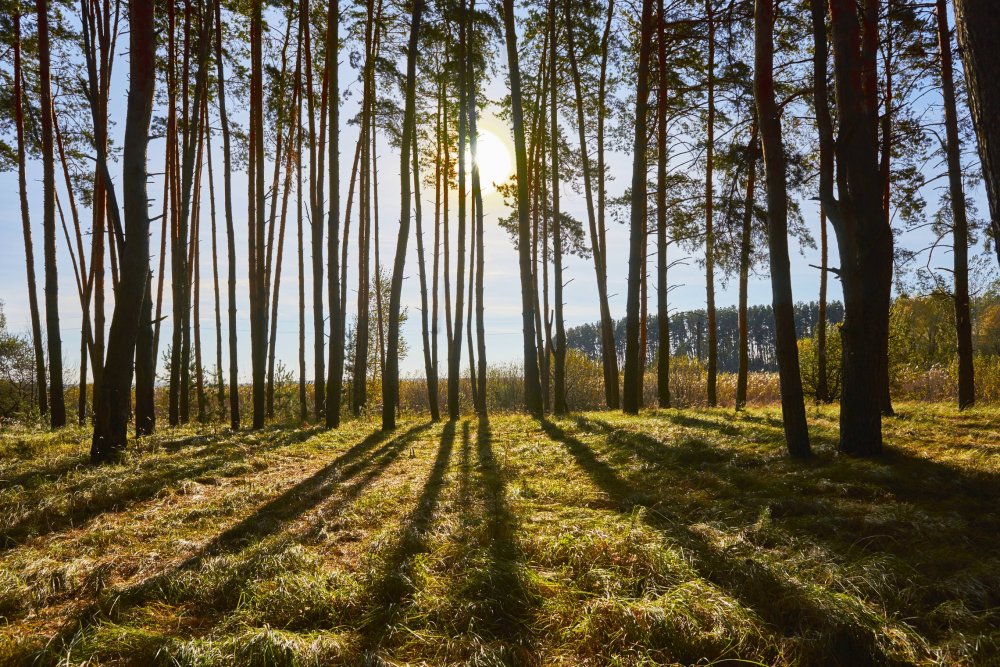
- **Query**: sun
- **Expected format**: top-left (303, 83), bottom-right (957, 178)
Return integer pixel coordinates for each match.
top-left (466, 130), bottom-right (513, 195)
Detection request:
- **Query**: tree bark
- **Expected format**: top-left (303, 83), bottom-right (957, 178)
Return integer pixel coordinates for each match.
top-left (214, 0), bottom-right (240, 429)
top-left (655, 0), bottom-right (672, 409)
top-left (91, 0), bottom-right (155, 461)
top-left (564, 0), bottom-right (618, 410)
top-left (755, 0), bottom-right (811, 458)
top-left (936, 0), bottom-right (975, 409)
top-left (704, 0), bottom-right (718, 408)
top-left (623, 0), bottom-right (655, 415)
top-left (384, 0), bottom-right (423, 430)
top-left (469, 0), bottom-right (488, 417)
top-left (549, 0), bottom-right (566, 415)
top-left (502, 0), bottom-right (544, 417)
top-left (952, 0), bottom-right (1000, 269)
top-left (13, 8), bottom-right (48, 418)
top-left (36, 0), bottom-right (66, 427)
top-left (249, 0), bottom-right (267, 429)
top-left (326, 0), bottom-right (343, 428)
top-left (736, 125), bottom-right (758, 410)
top-left (817, 0), bottom-right (887, 456)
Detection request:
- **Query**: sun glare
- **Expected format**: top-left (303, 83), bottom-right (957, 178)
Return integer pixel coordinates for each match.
top-left (466, 130), bottom-right (513, 194)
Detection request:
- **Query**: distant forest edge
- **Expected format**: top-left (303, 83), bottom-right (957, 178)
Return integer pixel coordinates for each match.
top-left (568, 301), bottom-right (844, 374)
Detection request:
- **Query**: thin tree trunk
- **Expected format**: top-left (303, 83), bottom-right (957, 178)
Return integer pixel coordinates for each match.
top-left (416, 103), bottom-right (440, 420)
top-left (597, 0), bottom-right (617, 408)
top-left (468, 0), bottom-right (487, 416)
top-left (91, 0), bottom-right (154, 461)
top-left (205, 101), bottom-right (225, 419)
top-left (449, 4), bottom-right (469, 421)
top-left (755, 0), bottom-right (810, 458)
top-left (249, 0), bottom-right (267, 429)
top-left (326, 0), bottom-right (343, 428)
top-left (36, 0), bottom-right (66, 427)
top-left (354, 0), bottom-right (375, 415)
top-left (704, 0), bottom-right (718, 407)
top-left (623, 0), bottom-right (654, 415)
top-left (383, 0), bottom-right (422, 429)
top-left (13, 8), bottom-right (48, 417)
top-left (656, 0), bottom-right (671, 409)
top-left (549, 0), bottom-right (566, 415)
top-left (736, 124), bottom-right (758, 410)
top-left (214, 0), bottom-right (240, 429)
top-left (564, 0), bottom-right (618, 409)
top-left (936, 0), bottom-right (975, 409)
top-left (817, 206), bottom-right (829, 402)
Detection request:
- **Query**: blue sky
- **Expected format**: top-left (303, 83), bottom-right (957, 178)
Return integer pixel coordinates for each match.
top-left (1, 7), bottom-right (993, 383)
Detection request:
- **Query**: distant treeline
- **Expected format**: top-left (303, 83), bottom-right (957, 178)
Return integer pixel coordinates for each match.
top-left (567, 302), bottom-right (845, 374)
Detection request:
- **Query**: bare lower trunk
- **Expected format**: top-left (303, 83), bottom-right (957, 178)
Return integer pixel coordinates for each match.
top-left (91, 0), bottom-right (154, 461)
top-left (37, 0), bottom-right (66, 427)
top-left (13, 9), bottom-right (48, 417)
top-left (936, 0), bottom-right (975, 409)
top-left (755, 0), bottom-right (810, 458)
top-left (736, 125), bottom-right (758, 410)
top-left (623, 0), bottom-right (654, 415)
top-left (384, 0), bottom-right (422, 430)
top-left (501, 0), bottom-right (543, 416)
top-left (214, 0), bottom-right (240, 429)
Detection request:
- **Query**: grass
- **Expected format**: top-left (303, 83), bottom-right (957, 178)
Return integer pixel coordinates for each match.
top-left (1, 402), bottom-right (998, 665)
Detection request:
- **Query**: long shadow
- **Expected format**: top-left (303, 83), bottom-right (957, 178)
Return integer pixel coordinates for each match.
top-left (539, 418), bottom-right (890, 666)
top-left (474, 417), bottom-right (538, 662)
top-left (49, 422), bottom-right (431, 645)
top-left (0, 425), bottom-right (327, 549)
top-left (359, 420), bottom-right (455, 652)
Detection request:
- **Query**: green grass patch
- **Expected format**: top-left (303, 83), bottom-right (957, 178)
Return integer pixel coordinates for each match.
top-left (1, 403), bottom-right (998, 665)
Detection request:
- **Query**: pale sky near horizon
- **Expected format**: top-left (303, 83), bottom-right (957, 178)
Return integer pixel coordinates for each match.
top-left (1, 8), bottom-right (994, 384)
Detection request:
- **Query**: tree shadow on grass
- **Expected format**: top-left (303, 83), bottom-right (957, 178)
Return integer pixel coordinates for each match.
top-left (358, 420), bottom-right (456, 654)
top-left (0, 425), bottom-right (328, 549)
top-left (539, 418), bottom-right (895, 666)
top-left (48, 422), bottom-right (431, 647)
top-left (474, 417), bottom-right (538, 663)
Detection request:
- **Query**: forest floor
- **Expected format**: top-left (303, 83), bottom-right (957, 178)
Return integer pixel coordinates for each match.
top-left (1, 403), bottom-right (999, 666)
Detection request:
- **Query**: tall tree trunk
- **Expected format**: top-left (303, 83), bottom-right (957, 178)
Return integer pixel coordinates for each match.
top-left (597, 0), bottom-right (618, 408)
top-left (936, 0), bottom-right (975, 409)
top-left (623, 0), bottom-right (654, 415)
top-left (249, 0), bottom-right (267, 429)
top-left (417, 103), bottom-right (440, 421)
top-left (304, 0), bottom-right (326, 421)
top-left (755, 0), bottom-right (811, 458)
top-left (704, 0), bottom-right (718, 407)
top-left (953, 0), bottom-right (1000, 267)
top-left (448, 4), bottom-right (469, 421)
top-left (469, 0), bottom-right (487, 416)
top-left (326, 0), bottom-right (343, 428)
top-left (13, 9), bottom-right (48, 417)
top-left (36, 0), bottom-right (66, 427)
top-left (384, 0), bottom-right (423, 430)
top-left (354, 0), bottom-right (375, 416)
top-left (549, 0), bottom-right (566, 415)
top-left (501, 0), bottom-right (544, 417)
top-left (564, 0), bottom-right (618, 409)
top-left (205, 102), bottom-right (225, 419)
top-left (656, 0), bottom-right (671, 409)
top-left (214, 0), bottom-right (240, 429)
top-left (91, 0), bottom-right (154, 461)
top-left (736, 127), bottom-right (758, 410)
top-left (816, 0), bottom-right (886, 456)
